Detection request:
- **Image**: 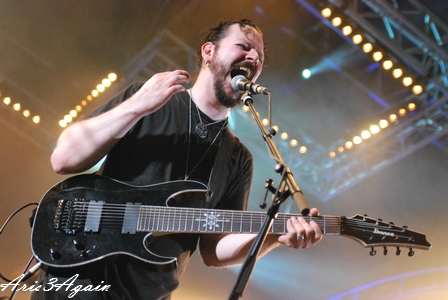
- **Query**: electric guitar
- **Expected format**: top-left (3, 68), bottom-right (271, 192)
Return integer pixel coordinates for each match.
top-left (31, 174), bottom-right (431, 269)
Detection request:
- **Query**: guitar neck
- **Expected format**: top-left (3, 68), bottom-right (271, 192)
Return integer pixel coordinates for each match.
top-left (137, 206), bottom-right (341, 235)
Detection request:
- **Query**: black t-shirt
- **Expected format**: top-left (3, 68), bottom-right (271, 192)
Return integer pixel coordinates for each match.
top-left (33, 83), bottom-right (253, 300)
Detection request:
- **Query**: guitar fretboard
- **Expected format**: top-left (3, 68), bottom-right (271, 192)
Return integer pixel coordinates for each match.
top-left (137, 206), bottom-right (342, 235)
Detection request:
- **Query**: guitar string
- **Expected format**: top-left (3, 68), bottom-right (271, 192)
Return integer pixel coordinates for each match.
top-left (64, 208), bottom-right (411, 240)
top-left (70, 203), bottom-right (401, 232)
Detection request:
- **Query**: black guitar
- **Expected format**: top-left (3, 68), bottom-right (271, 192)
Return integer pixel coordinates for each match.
top-left (31, 174), bottom-right (431, 269)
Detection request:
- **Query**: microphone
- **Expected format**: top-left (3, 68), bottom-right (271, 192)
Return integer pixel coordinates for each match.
top-left (231, 75), bottom-right (270, 95)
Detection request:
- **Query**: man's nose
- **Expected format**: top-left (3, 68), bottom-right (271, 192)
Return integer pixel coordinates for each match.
top-left (246, 48), bottom-right (261, 65)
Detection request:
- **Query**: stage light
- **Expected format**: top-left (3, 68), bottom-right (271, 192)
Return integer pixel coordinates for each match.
top-left (299, 146), bottom-right (307, 154)
top-left (342, 25), bottom-right (352, 36)
top-left (402, 76), bottom-right (413, 87)
top-left (23, 110), bottom-right (30, 117)
top-left (108, 73), bottom-right (117, 81)
top-left (353, 136), bottom-right (362, 144)
top-left (345, 141), bottom-right (353, 149)
top-left (59, 120), bottom-right (67, 128)
top-left (379, 119), bottom-right (389, 128)
top-left (362, 43), bottom-right (373, 53)
top-left (262, 118), bottom-right (268, 126)
top-left (91, 89), bottom-right (99, 97)
top-left (3, 97), bottom-right (11, 105)
top-left (398, 108), bottom-right (406, 117)
top-left (332, 17), bottom-right (342, 27)
top-left (352, 34), bottom-right (363, 45)
top-left (69, 110), bottom-right (77, 118)
top-left (382, 60), bottom-right (393, 70)
top-left (408, 103), bottom-right (416, 111)
top-left (392, 68), bottom-right (403, 78)
top-left (370, 124), bottom-right (380, 134)
top-left (32, 116), bottom-right (40, 124)
top-left (102, 78), bottom-right (111, 87)
top-left (321, 7), bottom-right (332, 18)
top-left (64, 114), bottom-right (73, 123)
top-left (412, 85), bottom-right (423, 95)
top-left (372, 51), bottom-right (383, 61)
top-left (96, 84), bottom-right (105, 93)
top-left (76, 105), bottom-right (82, 112)
top-left (302, 69), bottom-right (311, 79)
top-left (389, 114), bottom-right (398, 122)
top-left (337, 146), bottom-right (344, 153)
top-left (280, 132), bottom-right (289, 140)
top-left (242, 105), bottom-right (250, 112)
top-left (13, 103), bottom-right (21, 111)
top-left (329, 151), bottom-right (336, 158)
top-left (290, 139), bottom-right (298, 147)
top-left (361, 130), bottom-right (371, 139)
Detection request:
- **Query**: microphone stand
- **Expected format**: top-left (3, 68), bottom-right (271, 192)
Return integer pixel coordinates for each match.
top-left (228, 92), bottom-right (310, 300)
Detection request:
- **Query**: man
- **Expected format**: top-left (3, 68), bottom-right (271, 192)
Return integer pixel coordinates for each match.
top-left (35, 18), bottom-right (322, 299)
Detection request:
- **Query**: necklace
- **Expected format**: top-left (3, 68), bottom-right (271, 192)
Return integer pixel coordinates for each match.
top-left (189, 90), bottom-right (223, 138)
top-left (184, 94), bottom-right (227, 180)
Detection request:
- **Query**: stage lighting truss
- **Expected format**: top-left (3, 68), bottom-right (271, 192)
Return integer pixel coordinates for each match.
top-left (291, 0), bottom-right (448, 200)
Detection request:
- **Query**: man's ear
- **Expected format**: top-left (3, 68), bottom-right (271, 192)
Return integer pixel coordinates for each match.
top-left (201, 42), bottom-right (214, 62)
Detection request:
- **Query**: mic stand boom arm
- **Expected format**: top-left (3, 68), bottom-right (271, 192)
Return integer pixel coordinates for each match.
top-left (228, 93), bottom-right (310, 300)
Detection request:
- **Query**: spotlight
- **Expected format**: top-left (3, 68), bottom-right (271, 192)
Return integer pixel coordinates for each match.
top-left (332, 17), bottom-right (342, 27)
top-left (362, 43), bottom-right (373, 53)
top-left (392, 68), bottom-right (403, 78)
top-left (302, 69), bottom-right (311, 79)
top-left (412, 85), bottom-right (423, 95)
top-left (402, 76), bottom-right (413, 87)
top-left (321, 7), bottom-right (332, 18)
top-left (382, 60), bottom-right (393, 70)
top-left (352, 34), bottom-right (363, 45)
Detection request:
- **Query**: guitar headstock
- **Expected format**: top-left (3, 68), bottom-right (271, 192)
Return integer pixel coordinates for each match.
top-left (341, 214), bottom-right (431, 256)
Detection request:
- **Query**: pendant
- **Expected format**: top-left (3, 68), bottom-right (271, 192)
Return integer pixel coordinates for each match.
top-left (196, 123), bottom-right (208, 138)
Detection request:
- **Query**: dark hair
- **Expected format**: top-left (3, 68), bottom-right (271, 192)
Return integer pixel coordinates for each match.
top-left (197, 17), bottom-right (268, 66)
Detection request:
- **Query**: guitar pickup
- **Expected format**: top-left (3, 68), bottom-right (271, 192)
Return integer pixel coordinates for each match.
top-left (84, 200), bottom-right (104, 232)
top-left (121, 202), bottom-right (141, 234)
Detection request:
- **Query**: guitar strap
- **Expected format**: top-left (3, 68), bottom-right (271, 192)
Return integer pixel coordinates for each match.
top-left (205, 126), bottom-right (237, 208)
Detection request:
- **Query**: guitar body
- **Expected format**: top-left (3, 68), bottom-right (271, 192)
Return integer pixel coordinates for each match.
top-left (31, 174), bottom-right (207, 269)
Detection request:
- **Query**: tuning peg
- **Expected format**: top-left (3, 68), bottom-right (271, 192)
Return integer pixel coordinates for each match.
top-left (370, 247), bottom-right (377, 256)
top-left (408, 248), bottom-right (414, 257)
top-left (383, 247), bottom-right (388, 255)
top-left (396, 247), bottom-right (401, 256)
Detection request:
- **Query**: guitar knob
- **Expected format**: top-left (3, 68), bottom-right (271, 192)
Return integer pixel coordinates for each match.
top-left (369, 247), bottom-right (376, 256)
top-left (73, 240), bottom-right (85, 250)
top-left (383, 247), bottom-right (388, 255)
top-left (408, 248), bottom-right (414, 257)
top-left (396, 247), bottom-right (401, 256)
top-left (50, 248), bottom-right (61, 260)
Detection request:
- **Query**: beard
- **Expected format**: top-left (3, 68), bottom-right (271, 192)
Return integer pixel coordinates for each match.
top-left (208, 56), bottom-right (241, 108)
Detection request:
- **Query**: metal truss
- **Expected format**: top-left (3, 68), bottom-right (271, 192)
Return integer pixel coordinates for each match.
top-left (113, 29), bottom-right (198, 92)
top-left (294, 0), bottom-right (448, 201)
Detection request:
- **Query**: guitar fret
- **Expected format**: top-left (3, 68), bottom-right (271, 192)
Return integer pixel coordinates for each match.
top-left (137, 206), bottom-right (343, 236)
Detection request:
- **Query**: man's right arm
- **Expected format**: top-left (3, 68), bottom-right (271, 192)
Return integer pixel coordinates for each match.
top-left (51, 70), bottom-right (190, 174)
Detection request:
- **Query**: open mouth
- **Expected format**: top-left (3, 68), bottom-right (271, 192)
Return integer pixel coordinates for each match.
top-left (230, 66), bottom-right (253, 80)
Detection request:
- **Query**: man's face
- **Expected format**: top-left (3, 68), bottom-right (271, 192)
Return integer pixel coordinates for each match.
top-left (208, 24), bottom-right (264, 108)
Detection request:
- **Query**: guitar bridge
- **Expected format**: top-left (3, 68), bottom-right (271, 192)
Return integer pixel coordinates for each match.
top-left (53, 199), bottom-right (86, 234)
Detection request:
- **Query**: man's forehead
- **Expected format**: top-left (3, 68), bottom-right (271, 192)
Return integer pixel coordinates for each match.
top-left (227, 24), bottom-right (264, 51)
